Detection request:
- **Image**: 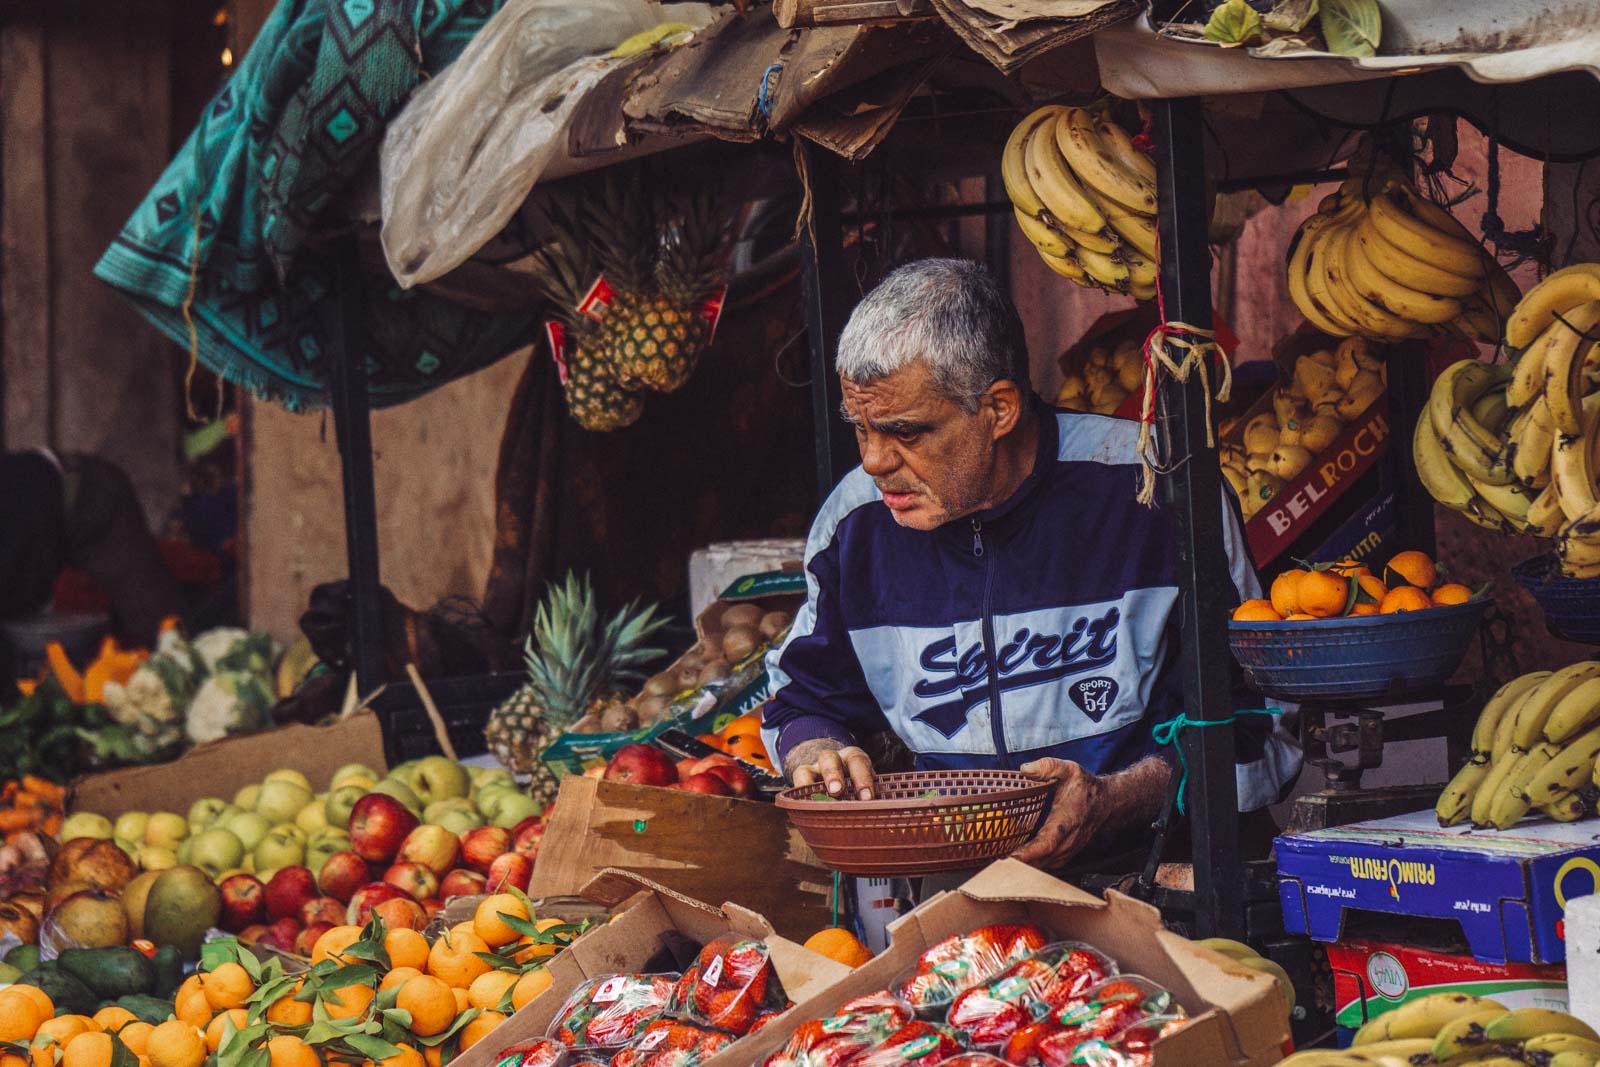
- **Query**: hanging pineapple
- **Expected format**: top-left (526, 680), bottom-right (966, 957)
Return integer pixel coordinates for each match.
top-left (530, 204), bottom-right (647, 432)
top-left (484, 572), bottom-right (668, 808)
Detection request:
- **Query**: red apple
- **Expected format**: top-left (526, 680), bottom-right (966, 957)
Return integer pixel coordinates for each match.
top-left (258, 917), bottom-right (302, 954)
top-left (265, 866), bottom-right (319, 922)
top-left (688, 753), bottom-right (736, 774)
top-left (383, 861), bottom-right (440, 901)
top-left (439, 869), bottom-right (487, 900)
top-left (676, 757), bottom-right (698, 782)
top-left (372, 896), bottom-right (427, 931)
top-left (397, 825), bottom-right (460, 877)
top-left (317, 850), bottom-right (373, 903)
top-left (458, 826), bottom-right (511, 874)
top-left (485, 851), bottom-right (533, 893)
top-left (301, 896), bottom-right (345, 928)
top-left (603, 744), bottom-right (679, 787)
top-left (348, 793), bottom-right (420, 863)
top-left (703, 763), bottom-right (754, 799)
top-left (510, 815), bottom-right (542, 839)
top-left (296, 921), bottom-right (334, 956)
top-left (681, 773), bottom-right (733, 797)
top-left (237, 923), bottom-right (268, 944)
top-left (419, 898), bottom-right (444, 921)
top-left (218, 873), bottom-right (267, 932)
top-left (347, 882), bottom-right (412, 926)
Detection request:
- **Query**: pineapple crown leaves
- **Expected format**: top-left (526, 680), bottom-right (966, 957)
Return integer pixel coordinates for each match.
top-left (655, 189), bottom-right (733, 303)
top-left (529, 199), bottom-right (599, 334)
top-left (521, 571), bottom-right (669, 727)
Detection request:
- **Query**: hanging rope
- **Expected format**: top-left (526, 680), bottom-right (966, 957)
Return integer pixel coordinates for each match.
top-left (1135, 321), bottom-right (1232, 506)
top-left (1480, 111), bottom-right (1547, 269)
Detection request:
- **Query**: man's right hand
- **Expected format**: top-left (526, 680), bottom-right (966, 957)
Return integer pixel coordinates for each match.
top-left (786, 738), bottom-right (876, 800)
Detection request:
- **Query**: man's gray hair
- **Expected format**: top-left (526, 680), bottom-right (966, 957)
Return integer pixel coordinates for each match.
top-left (835, 259), bottom-right (1029, 412)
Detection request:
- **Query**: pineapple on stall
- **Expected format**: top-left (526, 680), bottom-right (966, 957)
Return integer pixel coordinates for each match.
top-left (530, 205), bottom-right (647, 432)
top-left (484, 572), bottom-right (669, 808)
top-left (592, 188), bottom-right (730, 394)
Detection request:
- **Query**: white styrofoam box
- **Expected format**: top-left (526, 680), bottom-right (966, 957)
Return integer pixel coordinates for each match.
top-left (687, 540), bottom-right (805, 619)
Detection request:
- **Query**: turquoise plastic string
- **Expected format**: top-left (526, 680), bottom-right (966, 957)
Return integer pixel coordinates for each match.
top-left (1151, 708), bottom-right (1282, 814)
top-left (831, 870), bottom-right (841, 928)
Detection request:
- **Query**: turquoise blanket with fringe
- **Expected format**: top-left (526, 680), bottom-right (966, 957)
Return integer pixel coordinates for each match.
top-left (94, 0), bottom-right (529, 411)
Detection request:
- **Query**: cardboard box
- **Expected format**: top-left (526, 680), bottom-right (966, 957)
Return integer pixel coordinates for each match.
top-left (1277, 809), bottom-right (1600, 963)
top-left (449, 868), bottom-right (851, 1067)
top-left (541, 570), bottom-right (805, 775)
top-left (70, 710), bottom-right (388, 817)
top-left (528, 774), bottom-right (834, 942)
top-left (1326, 937), bottom-right (1566, 1044)
top-left (703, 860), bottom-right (1291, 1067)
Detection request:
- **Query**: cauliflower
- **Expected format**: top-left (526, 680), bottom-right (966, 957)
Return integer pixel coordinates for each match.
top-left (101, 631), bottom-right (201, 747)
top-left (191, 627), bottom-right (252, 672)
top-left (185, 670), bottom-right (275, 744)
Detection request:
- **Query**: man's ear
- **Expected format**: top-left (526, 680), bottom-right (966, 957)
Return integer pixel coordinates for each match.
top-left (985, 379), bottom-right (1025, 439)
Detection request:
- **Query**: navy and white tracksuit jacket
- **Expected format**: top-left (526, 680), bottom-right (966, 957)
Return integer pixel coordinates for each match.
top-left (762, 408), bottom-right (1301, 812)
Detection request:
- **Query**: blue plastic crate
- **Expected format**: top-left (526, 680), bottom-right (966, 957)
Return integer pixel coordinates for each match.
top-left (1512, 554), bottom-right (1600, 645)
top-left (1227, 599), bottom-right (1488, 700)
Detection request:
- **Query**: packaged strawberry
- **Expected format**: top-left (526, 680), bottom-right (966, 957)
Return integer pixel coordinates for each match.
top-left (942, 1057), bottom-right (1014, 1067)
top-left (897, 925), bottom-right (1049, 1017)
top-left (761, 992), bottom-right (915, 1067)
top-left (611, 1020), bottom-right (734, 1067)
top-left (849, 1021), bottom-right (966, 1067)
top-left (946, 943), bottom-right (1117, 1047)
top-left (1029, 978), bottom-right (1183, 1067)
top-left (1071, 1015), bottom-right (1190, 1067)
top-left (489, 1039), bottom-right (568, 1067)
top-left (546, 973), bottom-right (681, 1050)
top-left (682, 936), bottom-right (787, 1036)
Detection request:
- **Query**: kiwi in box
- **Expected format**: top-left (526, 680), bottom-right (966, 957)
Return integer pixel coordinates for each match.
top-left (539, 570), bottom-right (805, 776)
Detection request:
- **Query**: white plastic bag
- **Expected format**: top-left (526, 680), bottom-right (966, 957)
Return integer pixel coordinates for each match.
top-left (380, 0), bottom-right (713, 289)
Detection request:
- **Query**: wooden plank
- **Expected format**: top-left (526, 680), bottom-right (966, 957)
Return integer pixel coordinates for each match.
top-left (775, 0), bottom-right (933, 27)
top-left (1, 25), bottom-right (52, 449)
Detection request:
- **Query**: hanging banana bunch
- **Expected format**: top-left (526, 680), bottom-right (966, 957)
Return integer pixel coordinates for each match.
top-left (1286, 164), bottom-right (1520, 343)
top-left (1001, 105), bottom-right (1159, 299)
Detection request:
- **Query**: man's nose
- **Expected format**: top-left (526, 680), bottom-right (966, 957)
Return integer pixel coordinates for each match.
top-left (859, 433), bottom-right (898, 476)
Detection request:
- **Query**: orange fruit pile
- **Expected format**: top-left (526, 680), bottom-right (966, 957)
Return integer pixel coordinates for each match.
top-left (697, 712), bottom-right (773, 772)
top-left (1233, 551), bottom-right (1475, 623)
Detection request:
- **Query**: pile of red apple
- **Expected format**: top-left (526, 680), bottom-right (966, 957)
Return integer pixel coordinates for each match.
top-left (223, 791), bottom-right (547, 955)
top-left (602, 744), bottom-right (756, 798)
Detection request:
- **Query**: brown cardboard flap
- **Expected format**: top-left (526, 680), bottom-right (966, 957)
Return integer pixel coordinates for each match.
top-left (71, 710), bottom-right (388, 817)
top-left (579, 868), bottom-right (728, 918)
top-left (954, 858), bottom-right (1107, 908)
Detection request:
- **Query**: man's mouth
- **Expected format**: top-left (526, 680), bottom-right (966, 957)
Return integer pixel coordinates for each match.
top-left (880, 489), bottom-right (918, 511)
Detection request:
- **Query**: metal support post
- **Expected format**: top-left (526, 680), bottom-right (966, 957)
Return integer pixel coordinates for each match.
top-left (797, 143), bottom-right (858, 499)
top-left (329, 234), bottom-right (387, 696)
top-left (1150, 97), bottom-right (1245, 939)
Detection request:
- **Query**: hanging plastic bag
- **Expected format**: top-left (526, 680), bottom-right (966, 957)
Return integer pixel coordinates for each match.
top-left (379, 0), bottom-right (714, 289)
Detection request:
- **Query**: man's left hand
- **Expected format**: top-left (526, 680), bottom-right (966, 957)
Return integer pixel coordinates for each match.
top-left (1011, 758), bottom-right (1109, 868)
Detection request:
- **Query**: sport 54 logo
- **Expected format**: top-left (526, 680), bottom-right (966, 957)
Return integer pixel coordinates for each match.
top-left (1068, 677), bottom-right (1119, 721)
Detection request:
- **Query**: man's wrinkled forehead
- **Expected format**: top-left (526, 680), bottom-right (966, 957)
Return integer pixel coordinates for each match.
top-left (839, 370), bottom-right (945, 436)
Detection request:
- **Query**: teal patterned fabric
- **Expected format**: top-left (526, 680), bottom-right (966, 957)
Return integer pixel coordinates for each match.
top-left (95, 0), bottom-right (530, 411)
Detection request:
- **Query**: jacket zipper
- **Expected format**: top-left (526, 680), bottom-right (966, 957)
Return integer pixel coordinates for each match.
top-left (973, 519), bottom-right (1011, 768)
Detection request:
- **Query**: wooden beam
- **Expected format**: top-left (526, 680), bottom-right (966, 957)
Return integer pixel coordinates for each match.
top-left (1, 25), bottom-right (52, 450)
top-left (774, 0), bottom-right (933, 27)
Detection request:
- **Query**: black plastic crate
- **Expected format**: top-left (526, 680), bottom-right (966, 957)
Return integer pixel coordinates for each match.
top-left (370, 671), bottom-right (524, 766)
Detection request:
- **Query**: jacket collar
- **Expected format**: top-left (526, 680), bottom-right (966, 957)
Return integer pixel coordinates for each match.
top-left (946, 400), bottom-right (1057, 534)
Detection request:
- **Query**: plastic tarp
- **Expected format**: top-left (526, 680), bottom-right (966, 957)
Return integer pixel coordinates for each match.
top-left (380, 0), bottom-right (715, 290)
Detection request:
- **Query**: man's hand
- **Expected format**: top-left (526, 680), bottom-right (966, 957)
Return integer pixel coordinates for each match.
top-left (1011, 757), bottom-right (1171, 869)
top-left (786, 738), bottom-right (876, 800)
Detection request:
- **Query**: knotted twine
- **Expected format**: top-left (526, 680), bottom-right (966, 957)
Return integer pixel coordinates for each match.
top-left (1135, 321), bottom-right (1232, 506)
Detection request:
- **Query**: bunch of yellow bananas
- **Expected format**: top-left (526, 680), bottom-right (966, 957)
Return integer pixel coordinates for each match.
top-left (1287, 174), bottom-right (1519, 343)
top-left (1281, 992), bottom-right (1600, 1066)
top-left (1001, 105), bottom-right (1158, 298)
top-left (1436, 662), bottom-right (1600, 830)
top-left (1412, 358), bottom-right (1541, 534)
top-left (1498, 264), bottom-right (1600, 578)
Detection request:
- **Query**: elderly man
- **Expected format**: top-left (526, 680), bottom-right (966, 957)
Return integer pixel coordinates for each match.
top-left (762, 258), bottom-right (1299, 872)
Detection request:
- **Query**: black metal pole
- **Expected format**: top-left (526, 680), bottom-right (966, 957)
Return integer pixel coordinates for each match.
top-left (1150, 97), bottom-right (1245, 939)
top-left (798, 143), bottom-right (857, 499)
top-left (329, 234), bottom-right (387, 696)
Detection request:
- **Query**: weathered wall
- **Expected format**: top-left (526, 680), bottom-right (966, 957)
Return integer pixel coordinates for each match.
top-left (0, 15), bottom-right (180, 524)
top-left (243, 349), bottom-right (529, 641)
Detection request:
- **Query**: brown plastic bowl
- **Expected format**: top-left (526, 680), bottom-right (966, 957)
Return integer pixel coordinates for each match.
top-left (774, 769), bottom-right (1051, 876)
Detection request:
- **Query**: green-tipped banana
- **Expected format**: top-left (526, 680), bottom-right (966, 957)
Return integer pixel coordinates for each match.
top-left (1512, 662), bottom-right (1600, 751)
top-left (1484, 1007), bottom-right (1600, 1043)
top-left (1430, 1005), bottom-right (1513, 1061)
top-left (1525, 1033), bottom-right (1600, 1058)
top-left (1526, 721), bottom-right (1600, 806)
top-left (1438, 757), bottom-right (1490, 826)
top-left (1359, 994), bottom-right (1507, 1044)
top-left (1474, 673), bottom-right (1553, 756)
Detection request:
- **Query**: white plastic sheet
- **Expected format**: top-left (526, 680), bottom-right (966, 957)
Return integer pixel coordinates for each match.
top-left (380, 0), bottom-right (714, 289)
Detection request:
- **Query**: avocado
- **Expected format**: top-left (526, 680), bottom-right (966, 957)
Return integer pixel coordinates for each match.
top-left (4, 943), bottom-right (40, 972)
top-left (18, 962), bottom-right (98, 1016)
top-left (149, 944), bottom-right (182, 997)
top-left (0, 962), bottom-right (20, 984)
top-left (117, 994), bottom-right (179, 1025)
top-left (57, 947), bottom-right (155, 999)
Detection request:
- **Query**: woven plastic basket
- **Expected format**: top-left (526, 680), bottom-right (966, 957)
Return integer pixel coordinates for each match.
top-left (1227, 598), bottom-right (1488, 701)
top-left (774, 770), bottom-right (1051, 876)
top-left (1512, 554), bottom-right (1600, 645)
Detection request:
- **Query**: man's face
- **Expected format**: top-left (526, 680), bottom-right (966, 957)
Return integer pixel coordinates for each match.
top-left (841, 362), bottom-right (1001, 531)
